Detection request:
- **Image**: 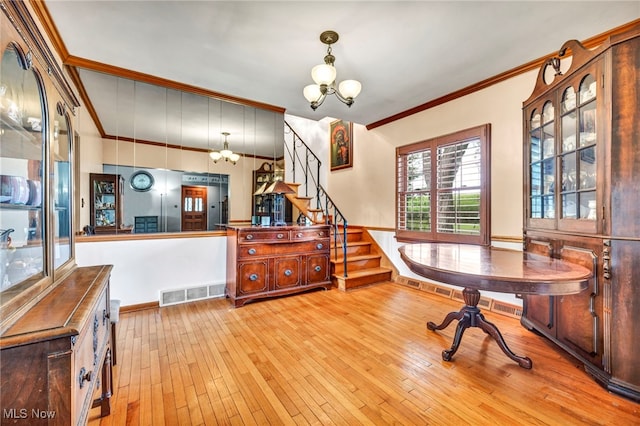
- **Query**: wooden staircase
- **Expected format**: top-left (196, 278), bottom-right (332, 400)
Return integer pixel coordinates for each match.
top-left (330, 226), bottom-right (394, 291)
top-left (284, 182), bottom-right (325, 224)
top-left (282, 182), bottom-right (393, 291)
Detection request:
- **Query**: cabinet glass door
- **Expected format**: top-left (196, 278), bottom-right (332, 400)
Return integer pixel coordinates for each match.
top-left (0, 45), bottom-right (46, 291)
top-left (93, 178), bottom-right (117, 228)
top-left (560, 74), bottom-right (597, 221)
top-left (529, 101), bottom-right (555, 219)
top-left (53, 106), bottom-right (72, 269)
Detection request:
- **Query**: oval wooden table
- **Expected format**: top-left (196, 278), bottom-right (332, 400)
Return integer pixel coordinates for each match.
top-left (399, 243), bottom-right (593, 369)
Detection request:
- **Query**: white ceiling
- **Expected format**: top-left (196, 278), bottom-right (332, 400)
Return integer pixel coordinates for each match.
top-left (44, 1), bottom-right (639, 149)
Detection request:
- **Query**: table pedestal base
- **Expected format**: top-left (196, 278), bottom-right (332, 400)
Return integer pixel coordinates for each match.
top-left (427, 287), bottom-right (532, 369)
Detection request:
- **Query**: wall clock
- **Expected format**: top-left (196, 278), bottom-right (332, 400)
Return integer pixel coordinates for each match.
top-left (130, 170), bottom-right (154, 192)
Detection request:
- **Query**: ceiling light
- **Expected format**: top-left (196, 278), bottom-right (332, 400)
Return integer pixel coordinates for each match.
top-left (303, 30), bottom-right (362, 111)
top-left (210, 132), bottom-right (240, 165)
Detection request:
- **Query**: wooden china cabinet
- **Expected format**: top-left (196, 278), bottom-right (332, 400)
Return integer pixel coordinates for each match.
top-left (252, 162), bottom-right (292, 224)
top-left (1, 2), bottom-right (113, 424)
top-left (90, 173), bottom-right (126, 234)
top-left (521, 23), bottom-right (640, 402)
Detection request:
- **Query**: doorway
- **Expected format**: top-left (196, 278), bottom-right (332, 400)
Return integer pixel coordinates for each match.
top-left (181, 185), bottom-right (207, 231)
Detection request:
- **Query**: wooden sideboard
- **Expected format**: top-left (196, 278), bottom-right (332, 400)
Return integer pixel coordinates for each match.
top-left (0, 265), bottom-right (113, 425)
top-left (226, 225), bottom-right (332, 307)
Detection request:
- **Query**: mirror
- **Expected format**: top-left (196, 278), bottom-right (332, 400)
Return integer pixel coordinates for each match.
top-left (78, 68), bottom-right (285, 233)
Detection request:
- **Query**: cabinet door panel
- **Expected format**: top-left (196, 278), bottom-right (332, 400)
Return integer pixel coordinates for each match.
top-left (307, 254), bottom-right (330, 284)
top-left (556, 244), bottom-right (601, 365)
top-left (237, 261), bottom-right (269, 295)
top-left (523, 295), bottom-right (554, 332)
top-left (274, 257), bottom-right (301, 289)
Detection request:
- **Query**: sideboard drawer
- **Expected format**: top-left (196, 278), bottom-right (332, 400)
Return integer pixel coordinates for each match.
top-left (238, 239), bottom-right (330, 259)
top-left (239, 229), bottom-right (290, 243)
top-left (292, 228), bottom-right (329, 240)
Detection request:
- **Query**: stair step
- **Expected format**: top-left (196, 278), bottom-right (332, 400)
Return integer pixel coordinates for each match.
top-left (330, 241), bottom-right (372, 256)
top-left (332, 267), bottom-right (393, 291)
top-left (330, 228), bottom-right (364, 243)
top-left (331, 254), bottom-right (382, 274)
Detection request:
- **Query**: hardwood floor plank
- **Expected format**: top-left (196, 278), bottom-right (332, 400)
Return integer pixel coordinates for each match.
top-left (90, 283), bottom-right (639, 425)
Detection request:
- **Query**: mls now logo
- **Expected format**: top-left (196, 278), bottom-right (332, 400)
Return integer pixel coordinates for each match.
top-left (3, 408), bottom-right (56, 419)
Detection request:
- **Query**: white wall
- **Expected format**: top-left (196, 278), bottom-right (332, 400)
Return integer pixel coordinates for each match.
top-left (324, 70), bottom-right (538, 238)
top-left (76, 236), bottom-right (226, 306)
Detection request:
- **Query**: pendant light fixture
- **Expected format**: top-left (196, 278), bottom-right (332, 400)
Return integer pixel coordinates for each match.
top-left (303, 30), bottom-right (362, 111)
top-left (210, 132), bottom-right (240, 164)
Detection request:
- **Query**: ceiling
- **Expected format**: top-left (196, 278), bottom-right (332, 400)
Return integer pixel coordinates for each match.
top-left (42, 1), bottom-right (639, 155)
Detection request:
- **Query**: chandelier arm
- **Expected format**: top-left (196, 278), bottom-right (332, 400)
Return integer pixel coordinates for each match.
top-left (310, 92), bottom-right (328, 110)
top-left (332, 89), bottom-right (355, 107)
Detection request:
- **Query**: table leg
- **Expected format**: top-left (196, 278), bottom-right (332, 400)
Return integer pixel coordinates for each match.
top-left (427, 287), bottom-right (532, 369)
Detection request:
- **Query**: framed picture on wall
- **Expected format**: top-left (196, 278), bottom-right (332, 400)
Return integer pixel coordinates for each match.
top-left (330, 120), bottom-right (353, 171)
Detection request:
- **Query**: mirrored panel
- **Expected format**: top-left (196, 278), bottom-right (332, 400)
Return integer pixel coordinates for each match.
top-left (78, 69), bottom-right (285, 233)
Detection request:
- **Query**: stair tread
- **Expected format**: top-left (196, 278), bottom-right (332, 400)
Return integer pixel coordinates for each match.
top-left (330, 253), bottom-right (381, 262)
top-left (333, 267), bottom-right (392, 278)
top-left (330, 241), bottom-right (372, 248)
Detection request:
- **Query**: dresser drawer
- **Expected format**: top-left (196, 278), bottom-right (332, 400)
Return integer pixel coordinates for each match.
top-left (239, 229), bottom-right (290, 243)
top-left (238, 239), bottom-right (330, 259)
top-left (292, 228), bottom-right (329, 240)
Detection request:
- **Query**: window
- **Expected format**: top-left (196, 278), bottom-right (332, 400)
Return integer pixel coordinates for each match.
top-left (396, 124), bottom-right (491, 245)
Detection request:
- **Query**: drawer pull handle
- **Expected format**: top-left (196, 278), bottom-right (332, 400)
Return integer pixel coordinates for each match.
top-left (318, 232), bottom-right (324, 237)
top-left (277, 233), bottom-right (284, 239)
top-left (296, 233), bottom-right (303, 238)
top-left (78, 368), bottom-right (93, 389)
top-left (246, 234), bottom-right (254, 240)
top-left (249, 274), bottom-right (259, 281)
top-left (314, 265), bottom-right (322, 272)
top-left (316, 243), bottom-right (324, 249)
top-left (284, 269), bottom-right (292, 277)
top-left (248, 248), bottom-right (257, 255)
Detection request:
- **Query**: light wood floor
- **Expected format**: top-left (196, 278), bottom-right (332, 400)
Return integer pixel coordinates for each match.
top-left (89, 283), bottom-right (639, 425)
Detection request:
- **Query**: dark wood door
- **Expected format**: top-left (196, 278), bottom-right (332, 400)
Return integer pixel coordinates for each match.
top-left (181, 186), bottom-right (207, 231)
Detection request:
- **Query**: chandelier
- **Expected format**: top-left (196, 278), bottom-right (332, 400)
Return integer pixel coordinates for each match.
top-left (210, 132), bottom-right (240, 165)
top-left (303, 30), bottom-right (362, 111)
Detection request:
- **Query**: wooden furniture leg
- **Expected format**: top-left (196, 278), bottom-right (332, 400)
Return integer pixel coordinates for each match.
top-left (427, 287), bottom-right (533, 369)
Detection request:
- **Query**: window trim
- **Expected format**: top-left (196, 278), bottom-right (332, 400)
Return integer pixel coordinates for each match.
top-left (396, 124), bottom-right (491, 245)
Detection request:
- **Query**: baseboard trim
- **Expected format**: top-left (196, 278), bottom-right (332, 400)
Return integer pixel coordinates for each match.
top-left (120, 301), bottom-right (159, 313)
top-left (395, 275), bottom-right (522, 319)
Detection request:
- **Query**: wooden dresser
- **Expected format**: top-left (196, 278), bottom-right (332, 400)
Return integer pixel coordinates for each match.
top-left (226, 225), bottom-right (331, 307)
top-left (0, 265), bottom-right (113, 425)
